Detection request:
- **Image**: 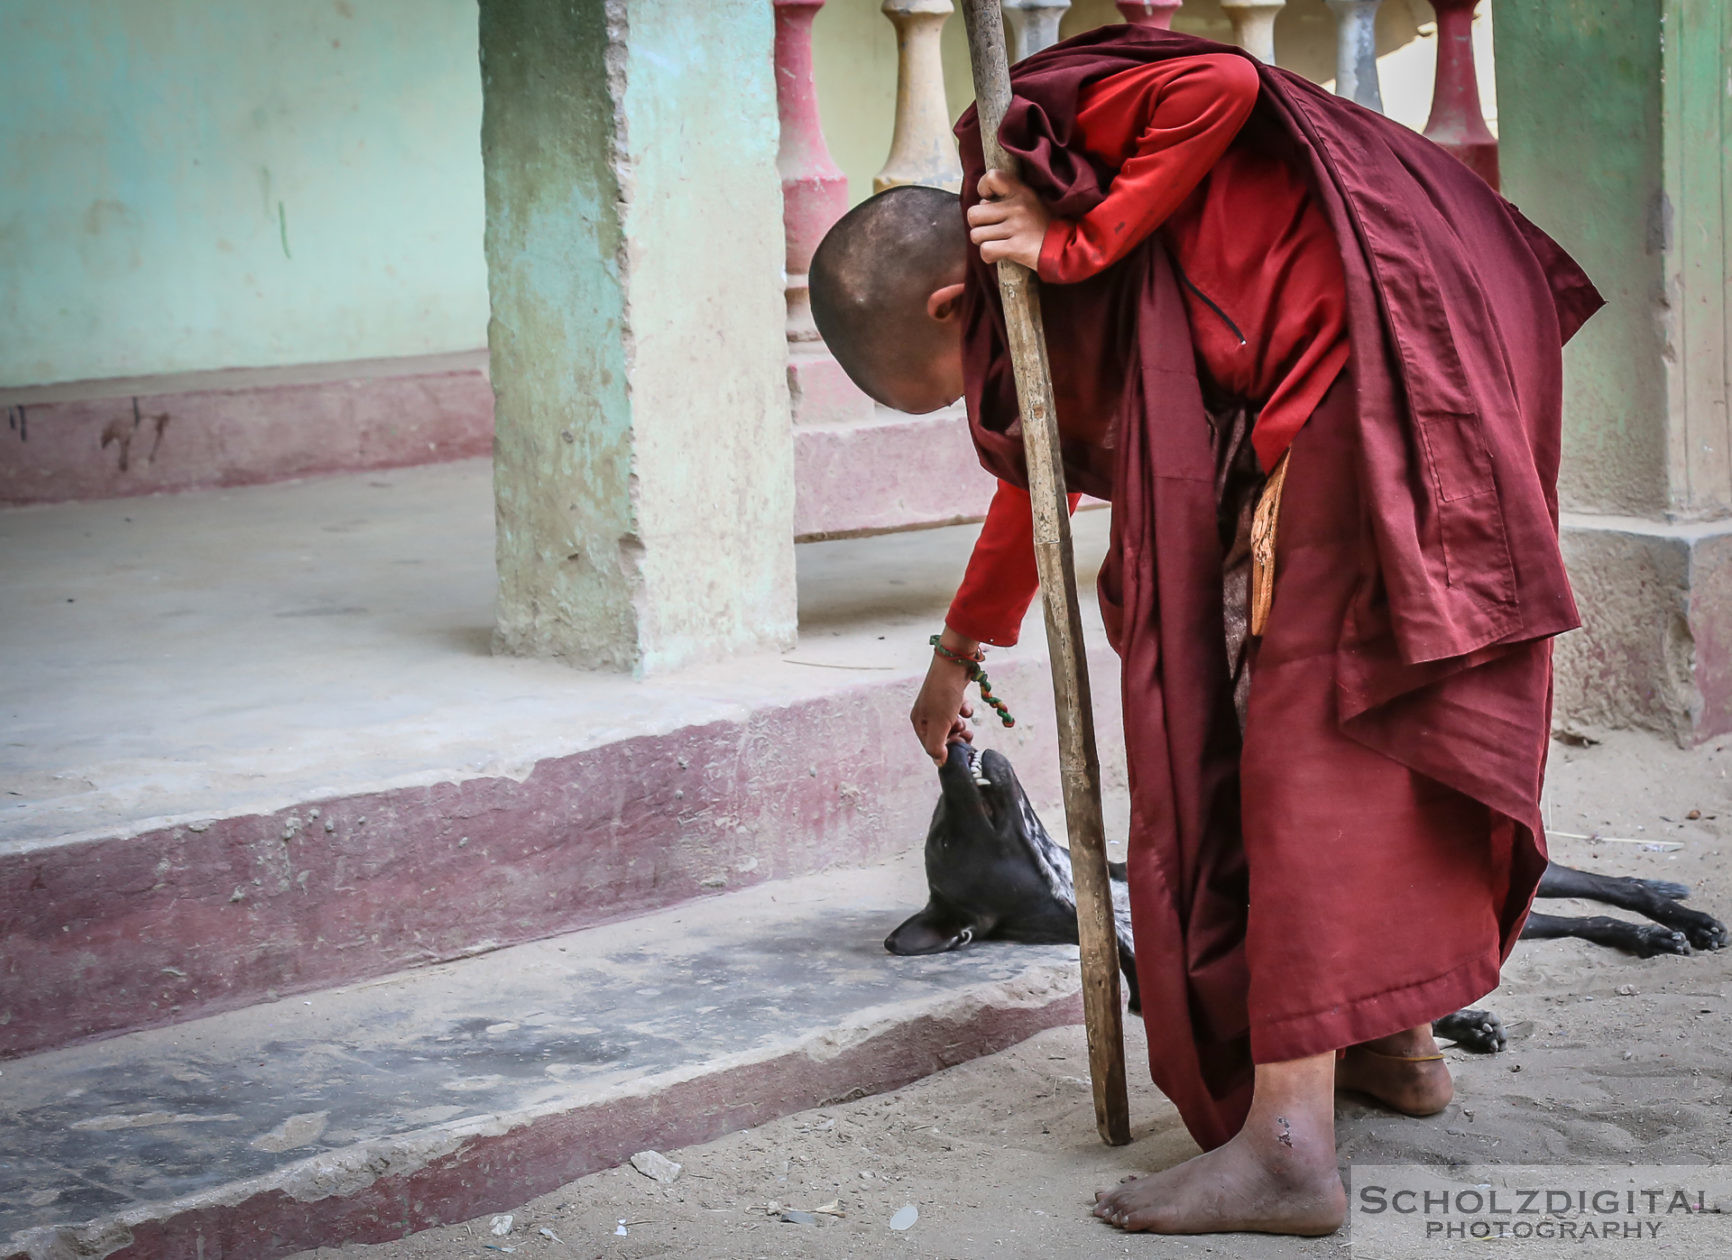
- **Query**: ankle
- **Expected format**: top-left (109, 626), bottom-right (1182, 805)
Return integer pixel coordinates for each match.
top-left (1240, 1106), bottom-right (1337, 1179)
top-left (1357, 1025), bottom-right (1440, 1058)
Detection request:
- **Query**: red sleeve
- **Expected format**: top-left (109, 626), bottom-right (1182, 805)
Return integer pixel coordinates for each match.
top-left (1037, 54), bottom-right (1259, 285)
top-left (946, 480), bottom-right (1082, 648)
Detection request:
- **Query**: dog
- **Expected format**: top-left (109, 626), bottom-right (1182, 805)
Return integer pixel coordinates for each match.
top-left (886, 743), bottom-right (1726, 1054)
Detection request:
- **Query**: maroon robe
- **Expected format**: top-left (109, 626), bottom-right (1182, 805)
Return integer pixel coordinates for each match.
top-left (954, 27), bottom-right (1602, 1150)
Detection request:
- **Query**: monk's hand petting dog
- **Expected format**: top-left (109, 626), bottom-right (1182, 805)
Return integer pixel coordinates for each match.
top-left (968, 169), bottom-right (1051, 271)
top-left (912, 629), bottom-right (977, 765)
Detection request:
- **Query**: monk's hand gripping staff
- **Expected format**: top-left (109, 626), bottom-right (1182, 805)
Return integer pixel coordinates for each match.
top-left (958, 0), bottom-right (1131, 1147)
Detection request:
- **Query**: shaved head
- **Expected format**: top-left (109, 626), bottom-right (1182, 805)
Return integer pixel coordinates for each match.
top-left (809, 185), bottom-right (968, 410)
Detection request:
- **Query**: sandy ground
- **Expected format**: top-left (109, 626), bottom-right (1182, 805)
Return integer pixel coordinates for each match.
top-left (292, 730), bottom-right (1732, 1260)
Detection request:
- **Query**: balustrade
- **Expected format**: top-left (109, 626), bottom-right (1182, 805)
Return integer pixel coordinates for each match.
top-left (1326, 0), bottom-right (1382, 111)
top-left (1220, 0), bottom-right (1284, 64)
top-left (875, 0), bottom-right (965, 193)
top-left (1004, 0), bottom-right (1070, 62)
top-left (1422, 0), bottom-right (1497, 188)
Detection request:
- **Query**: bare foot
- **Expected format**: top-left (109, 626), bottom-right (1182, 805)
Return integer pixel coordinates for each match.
top-left (1336, 1025), bottom-right (1453, 1116)
top-left (1093, 1053), bottom-right (1346, 1235)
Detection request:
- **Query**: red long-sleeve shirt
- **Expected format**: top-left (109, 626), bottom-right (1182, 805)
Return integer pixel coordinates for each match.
top-left (947, 54), bottom-right (1349, 646)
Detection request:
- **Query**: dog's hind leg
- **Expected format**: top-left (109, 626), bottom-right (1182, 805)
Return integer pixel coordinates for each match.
top-left (1431, 1008), bottom-right (1506, 1053)
top-left (1539, 864), bottom-right (1727, 950)
top-left (1521, 910), bottom-right (1691, 957)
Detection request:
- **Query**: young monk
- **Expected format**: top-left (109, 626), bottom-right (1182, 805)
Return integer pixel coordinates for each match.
top-left (810, 25), bottom-right (1600, 1238)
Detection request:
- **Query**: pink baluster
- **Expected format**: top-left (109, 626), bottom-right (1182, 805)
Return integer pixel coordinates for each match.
top-left (774, 0), bottom-right (849, 343)
top-left (1115, 0), bottom-right (1181, 28)
top-left (1422, 0), bottom-right (1498, 189)
top-left (774, 0), bottom-right (873, 424)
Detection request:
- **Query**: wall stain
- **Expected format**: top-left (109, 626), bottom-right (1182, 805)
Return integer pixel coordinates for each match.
top-left (278, 201), bottom-right (292, 260)
top-left (99, 397), bottom-right (171, 472)
top-left (6, 405), bottom-right (25, 442)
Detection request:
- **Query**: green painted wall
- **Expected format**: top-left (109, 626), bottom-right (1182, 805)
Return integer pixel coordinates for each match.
top-left (0, 0), bottom-right (1455, 391)
top-left (0, 0), bottom-right (488, 388)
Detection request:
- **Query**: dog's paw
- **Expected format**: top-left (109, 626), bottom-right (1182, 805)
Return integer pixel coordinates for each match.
top-left (1674, 910), bottom-right (1728, 951)
top-left (1432, 1008), bottom-right (1506, 1054)
top-left (1627, 923), bottom-right (1692, 957)
top-left (1635, 877), bottom-right (1692, 902)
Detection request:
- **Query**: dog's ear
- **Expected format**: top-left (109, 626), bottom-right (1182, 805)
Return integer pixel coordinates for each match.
top-left (884, 901), bottom-right (977, 955)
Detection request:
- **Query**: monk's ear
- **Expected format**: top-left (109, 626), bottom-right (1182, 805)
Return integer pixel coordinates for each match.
top-left (925, 282), bottom-right (967, 324)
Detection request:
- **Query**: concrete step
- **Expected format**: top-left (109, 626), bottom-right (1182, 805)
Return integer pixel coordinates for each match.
top-left (0, 857), bottom-right (1087, 1260)
top-left (0, 460), bottom-right (1121, 1058)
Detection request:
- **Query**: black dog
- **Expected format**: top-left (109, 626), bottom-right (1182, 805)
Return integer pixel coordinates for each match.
top-left (886, 742), bottom-right (1141, 1010)
top-left (887, 744), bottom-right (1726, 1054)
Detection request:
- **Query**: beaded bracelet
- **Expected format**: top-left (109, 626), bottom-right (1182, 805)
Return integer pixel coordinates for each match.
top-left (930, 634), bottom-right (1016, 728)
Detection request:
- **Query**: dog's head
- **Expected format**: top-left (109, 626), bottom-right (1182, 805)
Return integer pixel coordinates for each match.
top-left (927, 740), bottom-right (1037, 864)
top-left (883, 741), bottom-right (1054, 956)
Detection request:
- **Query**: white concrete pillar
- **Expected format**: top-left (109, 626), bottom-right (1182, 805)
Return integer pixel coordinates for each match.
top-left (1004, 0), bottom-right (1070, 62)
top-left (480, 0), bottom-right (797, 673)
top-left (1327, 0), bottom-right (1383, 112)
top-left (875, 0), bottom-right (965, 193)
top-left (1220, 0), bottom-right (1285, 64)
top-left (1501, 1), bottom-right (1732, 742)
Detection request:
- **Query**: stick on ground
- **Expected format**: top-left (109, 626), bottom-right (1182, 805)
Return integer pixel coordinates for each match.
top-left (956, 0), bottom-right (1131, 1147)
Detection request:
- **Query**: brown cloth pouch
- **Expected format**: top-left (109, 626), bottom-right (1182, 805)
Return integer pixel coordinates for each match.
top-left (1249, 450), bottom-right (1291, 638)
top-left (1210, 402), bottom-right (1262, 730)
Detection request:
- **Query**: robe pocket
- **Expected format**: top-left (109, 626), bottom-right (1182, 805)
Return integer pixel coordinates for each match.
top-left (1417, 411), bottom-right (1496, 503)
top-left (1417, 411), bottom-right (1514, 604)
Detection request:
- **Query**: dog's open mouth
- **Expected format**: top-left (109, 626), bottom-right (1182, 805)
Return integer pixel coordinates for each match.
top-left (951, 742), bottom-right (1009, 830)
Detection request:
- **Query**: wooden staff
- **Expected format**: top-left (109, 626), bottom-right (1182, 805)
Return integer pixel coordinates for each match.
top-left (957, 0), bottom-right (1131, 1147)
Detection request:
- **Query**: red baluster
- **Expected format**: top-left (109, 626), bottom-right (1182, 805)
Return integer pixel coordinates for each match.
top-left (1115, 0), bottom-right (1181, 28)
top-left (1422, 0), bottom-right (1498, 189)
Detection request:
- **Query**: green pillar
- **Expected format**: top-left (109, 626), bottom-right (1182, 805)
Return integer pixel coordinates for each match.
top-left (480, 0), bottom-right (797, 674)
top-left (1496, 0), bottom-right (1731, 741)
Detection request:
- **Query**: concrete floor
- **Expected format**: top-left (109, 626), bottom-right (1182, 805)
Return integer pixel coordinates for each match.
top-left (0, 459), bottom-right (1111, 849)
top-left (1, 854), bottom-right (1086, 1256)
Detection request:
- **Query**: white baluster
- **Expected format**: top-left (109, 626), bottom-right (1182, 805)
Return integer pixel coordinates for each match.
top-left (1326, 0), bottom-right (1383, 111)
top-left (875, 0), bottom-right (964, 194)
top-left (1219, 0), bottom-right (1285, 65)
top-left (1003, 0), bottom-right (1070, 62)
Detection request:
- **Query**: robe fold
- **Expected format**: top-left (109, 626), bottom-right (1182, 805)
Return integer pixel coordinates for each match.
top-left (952, 27), bottom-right (1603, 1151)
